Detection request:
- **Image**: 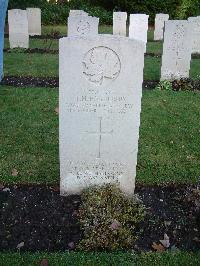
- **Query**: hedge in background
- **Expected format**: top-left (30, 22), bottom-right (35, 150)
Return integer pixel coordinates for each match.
top-left (7, 0), bottom-right (200, 25)
top-left (8, 0), bottom-right (112, 25)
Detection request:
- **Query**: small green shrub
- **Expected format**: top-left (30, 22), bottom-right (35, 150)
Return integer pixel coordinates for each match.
top-left (156, 80), bottom-right (173, 91)
top-left (77, 184), bottom-right (146, 251)
top-left (156, 79), bottom-right (198, 92)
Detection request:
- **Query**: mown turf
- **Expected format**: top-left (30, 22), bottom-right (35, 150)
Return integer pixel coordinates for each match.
top-left (0, 86), bottom-right (199, 185)
top-left (0, 251), bottom-right (200, 266)
top-left (4, 26), bottom-right (155, 51)
top-left (4, 37), bottom-right (162, 54)
top-left (0, 86), bottom-right (58, 184)
top-left (3, 52), bottom-right (200, 80)
top-left (41, 24), bottom-right (154, 38)
top-left (4, 38), bottom-right (59, 50)
top-left (3, 53), bottom-right (58, 77)
top-left (146, 41), bottom-right (163, 54)
top-left (4, 36), bottom-right (161, 53)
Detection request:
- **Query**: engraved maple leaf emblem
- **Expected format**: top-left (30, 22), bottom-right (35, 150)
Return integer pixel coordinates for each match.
top-left (83, 47), bottom-right (121, 85)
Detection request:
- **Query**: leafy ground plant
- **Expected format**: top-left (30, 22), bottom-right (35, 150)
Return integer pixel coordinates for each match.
top-left (77, 184), bottom-right (146, 251)
top-left (155, 80), bottom-right (173, 91)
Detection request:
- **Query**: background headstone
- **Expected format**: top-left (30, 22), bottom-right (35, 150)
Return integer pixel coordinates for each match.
top-left (161, 20), bottom-right (192, 80)
top-left (129, 14), bottom-right (149, 52)
top-left (26, 8), bottom-right (41, 36)
top-left (188, 16), bottom-right (200, 54)
top-left (113, 12), bottom-right (127, 36)
top-left (68, 15), bottom-right (99, 37)
top-left (0, 0), bottom-right (8, 81)
top-left (59, 35), bottom-right (145, 195)
top-left (69, 10), bottom-right (88, 16)
top-left (154, 13), bottom-right (169, 40)
top-left (8, 9), bottom-right (29, 49)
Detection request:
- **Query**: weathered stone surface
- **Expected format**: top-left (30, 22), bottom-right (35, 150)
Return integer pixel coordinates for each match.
top-left (68, 15), bottom-right (99, 37)
top-left (0, 0), bottom-right (8, 81)
top-left (113, 12), bottom-right (127, 36)
top-left (188, 16), bottom-right (200, 54)
top-left (8, 9), bottom-right (29, 48)
top-left (59, 35), bottom-right (145, 196)
top-left (161, 20), bottom-right (192, 81)
top-left (26, 8), bottom-right (41, 36)
top-left (129, 14), bottom-right (149, 52)
top-left (154, 13), bottom-right (169, 40)
top-left (69, 10), bottom-right (88, 17)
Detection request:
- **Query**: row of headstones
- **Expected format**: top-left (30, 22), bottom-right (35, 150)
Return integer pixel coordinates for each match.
top-left (60, 11), bottom-right (200, 196)
top-left (8, 9), bottom-right (200, 55)
top-left (5, 8), bottom-right (200, 82)
top-left (68, 11), bottom-right (200, 81)
top-left (8, 8), bottom-right (41, 49)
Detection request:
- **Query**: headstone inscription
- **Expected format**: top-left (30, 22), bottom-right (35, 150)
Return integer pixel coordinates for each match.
top-left (129, 14), bottom-right (149, 52)
top-left (68, 15), bottom-right (99, 37)
top-left (113, 12), bottom-right (127, 36)
top-left (26, 8), bottom-right (41, 36)
top-left (8, 9), bottom-right (29, 49)
top-left (59, 35), bottom-right (145, 196)
top-left (0, 0), bottom-right (8, 81)
top-left (161, 20), bottom-right (192, 81)
top-left (154, 13), bottom-right (169, 40)
top-left (188, 16), bottom-right (200, 54)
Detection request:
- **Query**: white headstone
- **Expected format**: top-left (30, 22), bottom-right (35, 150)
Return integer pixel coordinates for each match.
top-left (8, 9), bottom-right (29, 48)
top-left (188, 16), bottom-right (200, 54)
top-left (154, 13), bottom-right (169, 40)
top-left (68, 15), bottom-right (99, 37)
top-left (59, 35), bottom-right (145, 196)
top-left (161, 20), bottom-right (192, 81)
top-left (129, 14), bottom-right (149, 52)
top-left (26, 8), bottom-right (41, 36)
top-left (69, 10), bottom-right (88, 17)
top-left (113, 12), bottom-right (127, 36)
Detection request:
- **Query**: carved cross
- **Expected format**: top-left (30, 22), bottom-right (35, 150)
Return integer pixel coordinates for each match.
top-left (85, 117), bottom-right (113, 158)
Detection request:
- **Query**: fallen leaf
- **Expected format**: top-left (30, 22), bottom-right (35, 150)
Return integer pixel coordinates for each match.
top-left (152, 242), bottom-right (165, 252)
top-left (3, 188), bottom-right (10, 193)
top-left (40, 259), bottom-right (49, 266)
top-left (164, 221), bottom-right (171, 227)
top-left (160, 233), bottom-right (170, 248)
top-left (55, 107), bottom-right (59, 115)
top-left (12, 168), bottom-right (19, 177)
top-left (51, 185), bottom-right (59, 192)
top-left (68, 242), bottom-right (75, 249)
top-left (17, 242), bottom-right (24, 249)
top-left (110, 220), bottom-right (121, 230)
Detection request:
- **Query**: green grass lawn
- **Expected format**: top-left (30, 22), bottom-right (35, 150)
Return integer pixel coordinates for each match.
top-left (4, 26), bottom-right (155, 51)
top-left (3, 53), bottom-right (58, 77)
top-left (4, 38), bottom-right (59, 50)
top-left (147, 41), bottom-right (163, 54)
top-left (0, 251), bottom-right (200, 266)
top-left (0, 86), bottom-right (199, 185)
top-left (41, 24), bottom-right (154, 39)
top-left (4, 35), bottom-right (160, 53)
top-left (4, 37), bottom-right (162, 53)
top-left (3, 25), bottom-right (199, 80)
top-left (3, 52), bottom-right (200, 80)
